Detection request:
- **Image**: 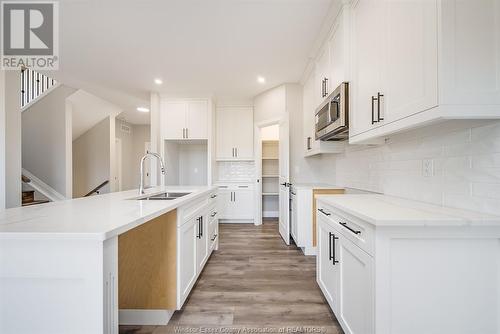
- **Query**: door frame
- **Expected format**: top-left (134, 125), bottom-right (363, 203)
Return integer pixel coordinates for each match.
top-left (253, 116), bottom-right (285, 226)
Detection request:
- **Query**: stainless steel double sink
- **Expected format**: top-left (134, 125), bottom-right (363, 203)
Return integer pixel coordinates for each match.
top-left (138, 192), bottom-right (191, 201)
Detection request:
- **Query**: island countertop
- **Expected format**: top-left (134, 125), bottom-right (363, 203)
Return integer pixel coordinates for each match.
top-left (317, 194), bottom-right (500, 227)
top-left (0, 186), bottom-right (216, 240)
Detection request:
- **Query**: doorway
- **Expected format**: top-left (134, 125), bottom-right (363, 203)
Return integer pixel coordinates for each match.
top-left (254, 116), bottom-right (290, 245)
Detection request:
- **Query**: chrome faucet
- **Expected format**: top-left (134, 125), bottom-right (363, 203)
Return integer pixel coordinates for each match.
top-left (139, 152), bottom-right (166, 195)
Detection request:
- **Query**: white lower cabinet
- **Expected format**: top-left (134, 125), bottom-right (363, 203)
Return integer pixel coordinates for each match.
top-left (177, 190), bottom-right (218, 309)
top-left (178, 216), bottom-right (198, 305)
top-left (316, 198), bottom-right (500, 334)
top-left (217, 184), bottom-right (254, 222)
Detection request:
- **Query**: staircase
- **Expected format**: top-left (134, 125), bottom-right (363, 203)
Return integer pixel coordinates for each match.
top-left (20, 170), bottom-right (66, 206)
top-left (21, 189), bottom-right (49, 207)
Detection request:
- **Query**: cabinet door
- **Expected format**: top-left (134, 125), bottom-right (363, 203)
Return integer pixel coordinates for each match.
top-left (317, 216), bottom-right (340, 313)
top-left (337, 234), bottom-right (374, 334)
top-left (232, 189), bottom-right (254, 220)
top-left (196, 214), bottom-right (209, 271)
top-left (329, 9), bottom-right (348, 90)
top-left (178, 218), bottom-right (198, 306)
top-left (216, 188), bottom-right (233, 219)
top-left (162, 101), bottom-right (187, 140)
top-left (316, 46), bottom-right (331, 103)
top-left (382, 0), bottom-right (438, 123)
top-left (350, 0), bottom-right (384, 136)
top-left (186, 100), bottom-right (208, 139)
top-left (233, 107), bottom-right (254, 159)
top-left (215, 108), bottom-right (235, 159)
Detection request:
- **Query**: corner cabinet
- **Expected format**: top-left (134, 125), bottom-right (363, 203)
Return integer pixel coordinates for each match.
top-left (216, 106), bottom-right (254, 160)
top-left (349, 0), bottom-right (500, 143)
top-left (161, 99), bottom-right (209, 140)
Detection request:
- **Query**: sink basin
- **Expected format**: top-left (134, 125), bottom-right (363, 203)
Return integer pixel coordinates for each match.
top-left (138, 192), bottom-right (191, 201)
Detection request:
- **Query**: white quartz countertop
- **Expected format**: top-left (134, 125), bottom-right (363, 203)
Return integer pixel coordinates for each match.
top-left (317, 194), bottom-right (500, 226)
top-left (0, 186), bottom-right (216, 240)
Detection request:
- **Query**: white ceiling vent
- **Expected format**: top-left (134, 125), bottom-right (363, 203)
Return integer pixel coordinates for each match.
top-left (120, 123), bottom-right (131, 134)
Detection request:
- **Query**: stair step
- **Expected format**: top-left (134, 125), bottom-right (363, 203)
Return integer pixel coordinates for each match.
top-left (22, 199), bottom-right (50, 207)
top-left (22, 190), bottom-right (35, 204)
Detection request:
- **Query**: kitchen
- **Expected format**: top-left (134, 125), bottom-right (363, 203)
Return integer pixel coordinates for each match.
top-left (1, 0), bottom-right (500, 334)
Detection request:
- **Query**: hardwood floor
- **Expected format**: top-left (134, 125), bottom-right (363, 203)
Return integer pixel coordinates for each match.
top-left (120, 221), bottom-right (343, 334)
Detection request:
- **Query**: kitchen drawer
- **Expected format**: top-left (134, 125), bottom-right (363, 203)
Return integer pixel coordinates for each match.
top-left (178, 196), bottom-right (209, 226)
top-left (317, 204), bottom-right (375, 256)
top-left (208, 205), bottom-right (217, 223)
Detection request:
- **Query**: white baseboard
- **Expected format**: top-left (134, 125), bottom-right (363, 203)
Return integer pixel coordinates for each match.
top-left (302, 246), bottom-right (317, 256)
top-left (263, 211), bottom-right (279, 218)
top-left (119, 309), bottom-right (174, 325)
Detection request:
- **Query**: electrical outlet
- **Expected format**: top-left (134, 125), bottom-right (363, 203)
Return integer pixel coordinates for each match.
top-left (423, 159), bottom-right (434, 177)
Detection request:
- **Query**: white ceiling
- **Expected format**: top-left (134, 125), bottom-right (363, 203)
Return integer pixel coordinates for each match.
top-left (50, 0), bottom-right (334, 124)
top-left (69, 90), bottom-right (121, 140)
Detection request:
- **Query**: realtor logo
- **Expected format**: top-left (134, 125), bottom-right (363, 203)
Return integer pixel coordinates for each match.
top-left (1, 1), bottom-right (59, 70)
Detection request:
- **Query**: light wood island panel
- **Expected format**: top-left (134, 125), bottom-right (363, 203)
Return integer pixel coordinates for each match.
top-left (118, 210), bottom-right (177, 310)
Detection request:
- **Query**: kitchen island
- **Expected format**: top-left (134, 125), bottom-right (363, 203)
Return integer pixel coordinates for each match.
top-left (0, 186), bottom-right (218, 334)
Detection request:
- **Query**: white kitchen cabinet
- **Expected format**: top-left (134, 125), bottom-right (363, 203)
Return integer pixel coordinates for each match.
top-left (317, 215), bottom-right (340, 313)
top-left (349, 0), bottom-right (500, 143)
top-left (216, 106), bottom-right (254, 160)
top-left (177, 214), bottom-right (198, 306)
top-left (350, 0), bottom-right (385, 136)
top-left (217, 184), bottom-right (254, 222)
top-left (161, 99), bottom-right (208, 140)
top-left (337, 232), bottom-right (374, 334)
top-left (176, 190), bottom-right (218, 309)
top-left (315, 45), bottom-right (331, 105)
top-left (196, 213), bottom-right (209, 272)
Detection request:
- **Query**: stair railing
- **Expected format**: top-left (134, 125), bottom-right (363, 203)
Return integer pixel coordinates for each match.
top-left (84, 180), bottom-right (110, 197)
top-left (20, 67), bottom-right (57, 109)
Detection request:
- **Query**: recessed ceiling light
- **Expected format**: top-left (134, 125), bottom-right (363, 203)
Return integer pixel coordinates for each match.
top-left (154, 78), bottom-right (163, 85)
top-left (257, 76), bottom-right (266, 84)
top-left (136, 107), bottom-right (150, 112)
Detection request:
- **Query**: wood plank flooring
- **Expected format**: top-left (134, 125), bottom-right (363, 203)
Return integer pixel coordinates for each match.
top-left (120, 221), bottom-right (343, 334)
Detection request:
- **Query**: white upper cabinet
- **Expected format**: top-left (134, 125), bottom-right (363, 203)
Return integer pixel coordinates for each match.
top-left (349, 0), bottom-right (500, 143)
top-left (315, 46), bottom-right (331, 104)
top-left (350, 0), bottom-right (385, 136)
top-left (216, 106), bottom-right (254, 160)
top-left (161, 99), bottom-right (208, 140)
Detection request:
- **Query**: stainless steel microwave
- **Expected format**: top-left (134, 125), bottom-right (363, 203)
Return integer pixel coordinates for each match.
top-left (315, 82), bottom-right (349, 141)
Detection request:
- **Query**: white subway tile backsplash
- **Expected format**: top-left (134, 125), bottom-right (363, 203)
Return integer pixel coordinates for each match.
top-left (217, 161), bottom-right (255, 182)
top-left (335, 120), bottom-right (500, 215)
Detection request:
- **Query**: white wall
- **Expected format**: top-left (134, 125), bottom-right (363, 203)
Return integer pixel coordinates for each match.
top-left (72, 117), bottom-right (111, 197)
top-left (254, 85), bottom-right (286, 123)
top-left (22, 85), bottom-right (77, 198)
top-left (5, 71), bottom-right (22, 208)
top-left (0, 71), bottom-right (5, 210)
top-left (115, 120), bottom-right (151, 190)
top-left (261, 124), bottom-right (279, 140)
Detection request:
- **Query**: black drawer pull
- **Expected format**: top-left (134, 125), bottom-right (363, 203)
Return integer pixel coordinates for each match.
top-left (339, 222), bottom-right (361, 235)
top-left (329, 232), bottom-right (339, 265)
top-left (211, 194), bottom-right (217, 199)
top-left (318, 208), bottom-right (331, 216)
top-left (211, 212), bottom-right (217, 217)
top-left (211, 234), bottom-right (218, 241)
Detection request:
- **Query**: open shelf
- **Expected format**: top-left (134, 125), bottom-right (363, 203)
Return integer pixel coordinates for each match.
top-left (262, 175), bottom-right (279, 178)
top-left (262, 157), bottom-right (278, 160)
top-left (262, 192), bottom-right (279, 196)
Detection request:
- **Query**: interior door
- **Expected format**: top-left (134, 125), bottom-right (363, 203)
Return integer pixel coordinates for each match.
top-left (278, 116), bottom-right (290, 245)
top-left (187, 100), bottom-right (208, 139)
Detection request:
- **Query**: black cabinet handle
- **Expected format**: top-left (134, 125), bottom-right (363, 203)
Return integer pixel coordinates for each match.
top-left (211, 234), bottom-right (218, 241)
top-left (339, 222), bottom-right (361, 235)
top-left (196, 217), bottom-right (201, 239)
top-left (324, 77), bottom-right (328, 96)
top-left (307, 137), bottom-right (312, 150)
top-left (200, 216), bottom-right (203, 237)
top-left (238, 185), bottom-right (248, 188)
top-left (377, 92), bottom-right (384, 121)
top-left (318, 208), bottom-right (331, 216)
top-left (211, 211), bottom-right (217, 217)
top-left (329, 232), bottom-right (339, 265)
top-left (211, 194), bottom-right (217, 199)
top-left (371, 96), bottom-right (378, 124)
